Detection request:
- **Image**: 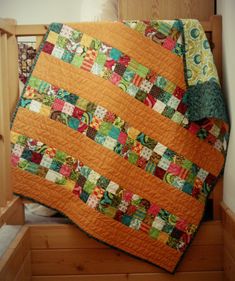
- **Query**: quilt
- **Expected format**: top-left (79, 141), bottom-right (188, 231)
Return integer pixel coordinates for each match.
top-left (11, 19), bottom-right (229, 272)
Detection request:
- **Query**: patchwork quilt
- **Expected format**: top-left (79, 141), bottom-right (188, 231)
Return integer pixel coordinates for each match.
top-left (11, 19), bottom-right (229, 272)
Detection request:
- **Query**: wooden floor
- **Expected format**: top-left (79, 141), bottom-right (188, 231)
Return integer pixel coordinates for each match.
top-left (0, 221), bottom-right (225, 281)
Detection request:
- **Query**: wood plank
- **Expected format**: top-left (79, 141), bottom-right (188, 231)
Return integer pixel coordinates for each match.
top-left (29, 221), bottom-right (222, 250)
top-left (0, 18), bottom-right (16, 35)
top-left (0, 32), bottom-right (11, 206)
top-left (6, 20), bottom-right (20, 116)
top-left (14, 252), bottom-right (31, 281)
top-left (0, 226), bottom-right (30, 281)
top-left (16, 25), bottom-right (47, 36)
top-left (212, 177), bottom-right (223, 220)
top-left (31, 271), bottom-right (224, 281)
top-left (224, 250), bottom-right (235, 281)
top-left (31, 244), bottom-right (223, 275)
top-left (15, 21), bottom-right (212, 38)
top-left (118, 0), bottom-right (215, 21)
top-left (0, 196), bottom-right (25, 227)
top-left (221, 202), bottom-right (235, 281)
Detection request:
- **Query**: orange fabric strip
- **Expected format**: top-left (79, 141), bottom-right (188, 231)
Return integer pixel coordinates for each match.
top-left (67, 22), bottom-right (186, 90)
top-left (12, 166), bottom-right (181, 272)
top-left (33, 53), bottom-right (224, 176)
top-left (12, 108), bottom-right (204, 225)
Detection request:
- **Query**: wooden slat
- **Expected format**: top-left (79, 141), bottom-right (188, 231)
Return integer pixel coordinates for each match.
top-left (0, 32), bottom-right (11, 206)
top-left (15, 21), bottom-right (213, 38)
top-left (16, 24), bottom-right (47, 36)
top-left (14, 252), bottom-right (31, 281)
top-left (29, 221), bottom-right (222, 250)
top-left (0, 226), bottom-right (30, 281)
top-left (212, 177), bottom-right (223, 220)
top-left (0, 18), bottom-right (16, 35)
top-left (221, 202), bottom-right (235, 281)
top-left (31, 244), bottom-right (223, 276)
top-left (118, 0), bottom-right (215, 21)
top-left (31, 271), bottom-right (224, 281)
top-left (6, 19), bottom-right (20, 116)
top-left (0, 196), bottom-right (25, 227)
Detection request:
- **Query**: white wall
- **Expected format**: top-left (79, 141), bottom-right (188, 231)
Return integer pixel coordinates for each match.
top-left (217, 0), bottom-right (235, 212)
top-left (0, 0), bottom-right (116, 24)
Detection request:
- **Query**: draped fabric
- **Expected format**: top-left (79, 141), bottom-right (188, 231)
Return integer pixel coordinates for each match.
top-left (11, 20), bottom-right (229, 272)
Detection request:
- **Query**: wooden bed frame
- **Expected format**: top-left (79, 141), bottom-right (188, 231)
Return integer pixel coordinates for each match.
top-left (0, 14), bottom-right (232, 281)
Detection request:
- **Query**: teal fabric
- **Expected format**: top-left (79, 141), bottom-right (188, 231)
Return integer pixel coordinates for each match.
top-left (183, 79), bottom-right (229, 123)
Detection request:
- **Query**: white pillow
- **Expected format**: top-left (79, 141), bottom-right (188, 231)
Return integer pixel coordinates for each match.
top-left (80, 0), bottom-right (118, 21)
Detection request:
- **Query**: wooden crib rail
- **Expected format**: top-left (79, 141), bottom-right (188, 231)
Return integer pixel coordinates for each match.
top-left (0, 19), bottom-right (24, 226)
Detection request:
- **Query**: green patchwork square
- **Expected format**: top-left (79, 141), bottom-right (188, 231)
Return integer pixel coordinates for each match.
top-left (182, 159), bottom-right (193, 170)
top-left (50, 23), bottom-right (63, 34)
top-left (70, 170), bottom-right (80, 181)
top-left (110, 48), bottom-right (122, 61)
top-left (96, 52), bottom-right (106, 66)
top-left (162, 106), bottom-right (175, 118)
top-left (158, 91), bottom-right (171, 103)
top-left (128, 59), bottom-right (139, 72)
top-left (86, 102), bottom-right (97, 114)
top-left (162, 223), bottom-right (174, 234)
top-left (56, 35), bottom-right (69, 49)
top-left (90, 39), bottom-right (101, 50)
top-left (114, 143), bottom-right (123, 155)
top-left (135, 22), bottom-right (147, 33)
top-left (123, 68), bottom-right (135, 82)
top-left (50, 159), bottom-right (63, 172)
top-left (55, 150), bottom-right (67, 162)
top-left (136, 64), bottom-right (149, 78)
top-left (163, 149), bottom-right (175, 161)
top-left (71, 30), bottom-right (82, 42)
top-left (158, 22), bottom-right (171, 36)
top-left (71, 55), bottom-right (84, 67)
top-left (62, 50), bottom-right (74, 63)
top-left (76, 97), bottom-right (89, 110)
top-left (145, 161), bottom-right (156, 174)
top-left (167, 237), bottom-right (179, 249)
top-left (16, 135), bottom-right (27, 146)
top-left (25, 162), bottom-right (39, 174)
top-left (68, 117), bottom-right (80, 130)
top-left (109, 126), bottom-right (120, 139)
top-left (99, 122), bottom-right (112, 136)
top-left (83, 180), bottom-right (95, 194)
top-left (113, 117), bottom-right (125, 129)
top-left (149, 227), bottom-right (160, 239)
top-left (80, 166), bottom-right (91, 178)
top-left (186, 172), bottom-right (196, 185)
top-left (38, 81), bottom-right (50, 94)
top-left (118, 78), bottom-right (130, 92)
top-left (95, 133), bottom-right (106, 145)
top-left (171, 111), bottom-right (184, 123)
top-left (155, 76), bottom-right (167, 89)
top-left (28, 76), bottom-right (41, 89)
top-left (136, 90), bottom-right (147, 102)
top-left (182, 182), bottom-right (193, 194)
top-left (42, 95), bottom-right (55, 107)
top-left (63, 93), bottom-right (79, 105)
top-left (128, 151), bottom-right (138, 164)
top-left (97, 176), bottom-right (110, 189)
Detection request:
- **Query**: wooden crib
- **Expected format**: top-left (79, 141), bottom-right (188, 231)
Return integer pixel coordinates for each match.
top-left (0, 2), bottom-right (234, 280)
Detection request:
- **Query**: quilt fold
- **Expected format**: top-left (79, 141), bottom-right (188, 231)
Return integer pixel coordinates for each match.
top-left (11, 19), bottom-right (229, 272)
